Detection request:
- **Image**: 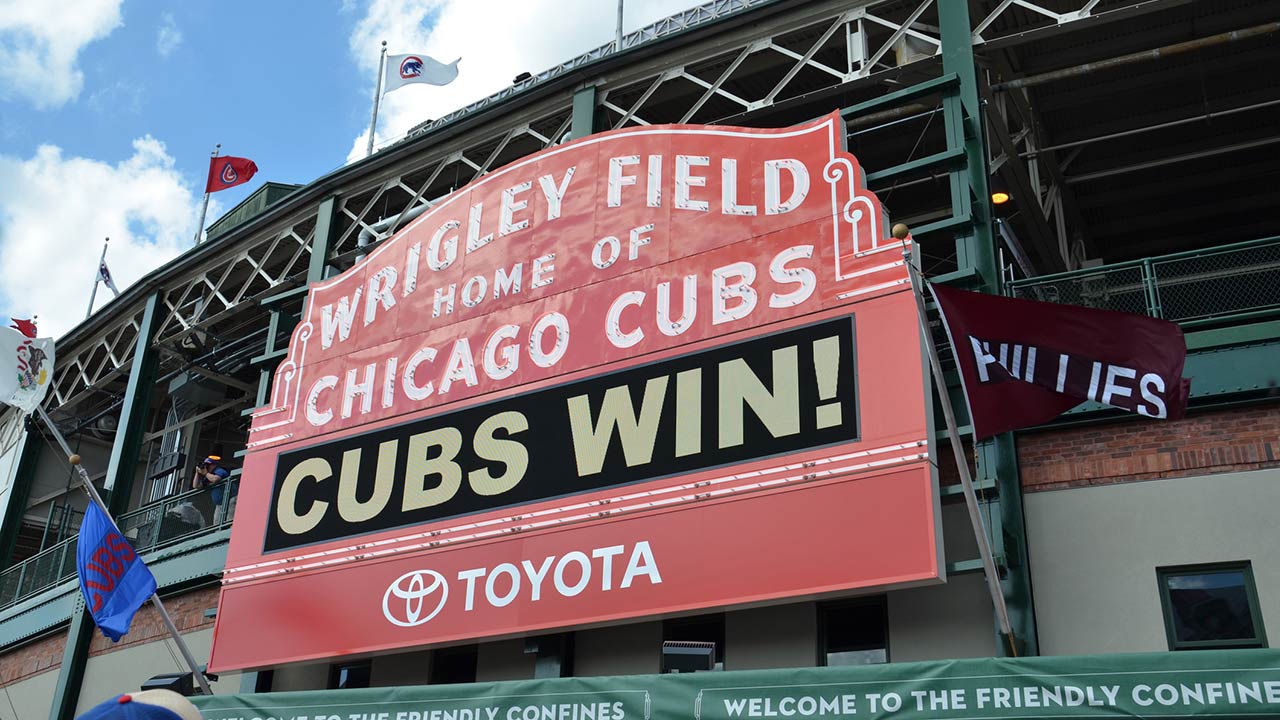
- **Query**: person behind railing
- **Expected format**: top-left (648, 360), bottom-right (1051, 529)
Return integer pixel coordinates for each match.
top-left (192, 456), bottom-right (231, 524)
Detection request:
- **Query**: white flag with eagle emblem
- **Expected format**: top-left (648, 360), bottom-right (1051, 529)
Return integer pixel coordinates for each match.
top-left (384, 52), bottom-right (459, 94)
top-left (0, 324), bottom-right (54, 413)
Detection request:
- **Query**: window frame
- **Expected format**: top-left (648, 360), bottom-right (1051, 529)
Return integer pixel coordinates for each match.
top-left (1156, 561), bottom-right (1268, 651)
top-left (817, 595), bottom-right (889, 667)
top-left (327, 660), bottom-right (371, 690)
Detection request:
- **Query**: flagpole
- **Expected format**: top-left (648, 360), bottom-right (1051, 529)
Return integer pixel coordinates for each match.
top-left (616, 0), bottom-right (625, 50)
top-left (33, 406), bottom-right (214, 695)
top-left (84, 237), bottom-right (109, 320)
top-left (367, 40), bottom-right (388, 158)
top-left (193, 144), bottom-right (220, 246)
top-left (896, 224), bottom-right (1018, 657)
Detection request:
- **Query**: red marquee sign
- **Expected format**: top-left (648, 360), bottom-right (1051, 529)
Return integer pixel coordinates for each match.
top-left (209, 112), bottom-right (940, 672)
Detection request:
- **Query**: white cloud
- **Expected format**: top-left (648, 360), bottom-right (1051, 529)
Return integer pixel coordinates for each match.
top-left (0, 137), bottom-right (209, 337)
top-left (346, 0), bottom-right (704, 162)
top-left (0, 0), bottom-right (123, 109)
top-left (87, 80), bottom-right (144, 116)
top-left (156, 12), bottom-right (182, 57)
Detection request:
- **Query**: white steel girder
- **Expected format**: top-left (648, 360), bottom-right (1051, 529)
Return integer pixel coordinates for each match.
top-left (50, 0), bottom-right (1158, 412)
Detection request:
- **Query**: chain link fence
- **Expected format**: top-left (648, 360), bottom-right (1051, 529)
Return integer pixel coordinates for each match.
top-left (1009, 236), bottom-right (1280, 326)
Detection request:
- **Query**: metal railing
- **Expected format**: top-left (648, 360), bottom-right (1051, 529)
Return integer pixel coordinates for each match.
top-left (1008, 236), bottom-right (1280, 328)
top-left (0, 477), bottom-right (238, 611)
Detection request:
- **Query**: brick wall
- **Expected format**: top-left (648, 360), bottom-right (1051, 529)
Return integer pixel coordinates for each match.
top-left (0, 628), bottom-right (66, 686)
top-left (0, 586), bottom-right (220, 686)
top-left (87, 585), bottom-right (220, 657)
top-left (1018, 404), bottom-right (1280, 492)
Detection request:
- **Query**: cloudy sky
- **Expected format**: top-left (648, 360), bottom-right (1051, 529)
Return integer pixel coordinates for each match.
top-left (0, 0), bottom-right (703, 337)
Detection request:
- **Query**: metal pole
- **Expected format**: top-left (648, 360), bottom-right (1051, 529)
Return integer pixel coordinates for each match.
top-left (616, 0), bottom-right (625, 51)
top-left (367, 41), bottom-right (388, 158)
top-left (33, 406), bottom-right (214, 695)
top-left (900, 239), bottom-right (1018, 655)
top-left (193, 144), bottom-right (220, 246)
top-left (992, 21), bottom-right (1280, 92)
top-left (84, 238), bottom-right (108, 320)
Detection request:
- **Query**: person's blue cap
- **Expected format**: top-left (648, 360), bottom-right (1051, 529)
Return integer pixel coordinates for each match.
top-left (201, 456), bottom-right (221, 466)
top-left (76, 690), bottom-right (203, 720)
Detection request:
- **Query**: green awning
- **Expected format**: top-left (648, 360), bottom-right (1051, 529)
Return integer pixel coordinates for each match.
top-left (192, 649), bottom-right (1280, 720)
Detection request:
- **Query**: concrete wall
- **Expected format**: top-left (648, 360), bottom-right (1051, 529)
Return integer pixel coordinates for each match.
top-left (883, 501), bottom-right (996, 662)
top-left (575, 621), bottom-right (662, 676)
top-left (0, 663), bottom-right (59, 720)
top-left (726, 603), bottom-right (816, 670)
top-left (478, 639), bottom-right (535, 681)
top-left (271, 661), bottom-right (329, 692)
top-left (1026, 468), bottom-right (1280, 655)
top-left (371, 649), bottom-right (432, 687)
top-left (75, 628), bottom-right (241, 714)
top-left (888, 572), bottom-right (996, 661)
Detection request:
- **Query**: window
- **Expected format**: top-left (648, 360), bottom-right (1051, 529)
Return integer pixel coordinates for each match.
top-left (819, 596), bottom-right (888, 666)
top-left (663, 613), bottom-right (725, 671)
top-left (430, 645), bottom-right (478, 684)
top-left (328, 661), bottom-right (371, 689)
top-left (1158, 562), bottom-right (1267, 650)
top-left (526, 633), bottom-right (575, 679)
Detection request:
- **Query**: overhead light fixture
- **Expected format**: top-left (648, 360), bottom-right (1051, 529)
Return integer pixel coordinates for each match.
top-left (991, 191), bottom-right (1011, 205)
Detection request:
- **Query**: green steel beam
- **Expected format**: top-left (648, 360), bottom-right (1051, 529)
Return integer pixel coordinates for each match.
top-left (938, 1), bottom-right (1038, 657)
top-left (570, 86), bottom-right (598, 140)
top-left (256, 196), bottom-right (340, 409)
top-left (101, 293), bottom-right (162, 509)
top-left (50, 291), bottom-right (163, 719)
top-left (939, 1), bottom-right (997, 290)
top-left (840, 73), bottom-right (958, 118)
top-left (1186, 320), bottom-right (1280, 350)
top-left (947, 556), bottom-right (1006, 575)
top-left (306, 197), bottom-right (339, 288)
top-left (865, 146), bottom-right (966, 185)
top-left (912, 213), bottom-right (973, 239)
top-left (0, 422), bottom-right (42, 569)
top-left (49, 602), bottom-right (93, 720)
top-left (939, 479), bottom-right (996, 498)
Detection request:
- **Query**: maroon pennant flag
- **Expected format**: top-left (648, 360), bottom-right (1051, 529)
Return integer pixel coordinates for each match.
top-left (929, 283), bottom-right (1192, 439)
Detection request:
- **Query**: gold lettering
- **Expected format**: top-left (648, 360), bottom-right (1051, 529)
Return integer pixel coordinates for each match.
top-left (276, 457), bottom-right (331, 535)
top-left (336, 442), bottom-right (396, 523)
top-left (469, 411), bottom-right (530, 495)
top-left (718, 345), bottom-right (799, 448)
top-left (675, 368), bottom-right (702, 457)
top-left (402, 427), bottom-right (464, 511)
top-left (567, 376), bottom-right (669, 476)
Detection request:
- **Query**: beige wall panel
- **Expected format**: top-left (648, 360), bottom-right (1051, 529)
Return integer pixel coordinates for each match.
top-left (574, 621), bottom-right (661, 677)
top-left (1026, 469), bottom-right (1280, 655)
top-left (726, 603), bottom-right (817, 671)
top-left (75, 628), bottom-right (240, 714)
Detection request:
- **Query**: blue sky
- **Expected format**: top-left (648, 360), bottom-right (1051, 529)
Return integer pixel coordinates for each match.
top-left (4, 1), bottom-right (365, 217)
top-left (0, 0), bottom-right (703, 336)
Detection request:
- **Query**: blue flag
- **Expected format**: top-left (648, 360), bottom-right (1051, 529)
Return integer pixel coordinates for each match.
top-left (76, 503), bottom-right (157, 641)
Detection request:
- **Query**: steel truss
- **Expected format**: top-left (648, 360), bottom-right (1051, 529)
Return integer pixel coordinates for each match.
top-left (49, 0), bottom-right (1157, 429)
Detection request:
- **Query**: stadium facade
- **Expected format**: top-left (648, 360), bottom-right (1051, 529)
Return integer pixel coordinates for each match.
top-left (1, 1), bottom-right (1278, 718)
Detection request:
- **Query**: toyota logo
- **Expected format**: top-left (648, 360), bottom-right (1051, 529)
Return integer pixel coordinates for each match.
top-left (382, 569), bottom-right (448, 627)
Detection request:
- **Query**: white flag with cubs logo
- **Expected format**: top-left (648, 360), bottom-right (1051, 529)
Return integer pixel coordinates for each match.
top-left (0, 327), bottom-right (54, 413)
top-left (384, 53), bottom-right (459, 94)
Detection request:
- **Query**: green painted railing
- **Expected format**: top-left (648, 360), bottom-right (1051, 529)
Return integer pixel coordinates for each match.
top-left (1008, 235), bottom-right (1280, 328)
top-left (0, 477), bottom-right (238, 611)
